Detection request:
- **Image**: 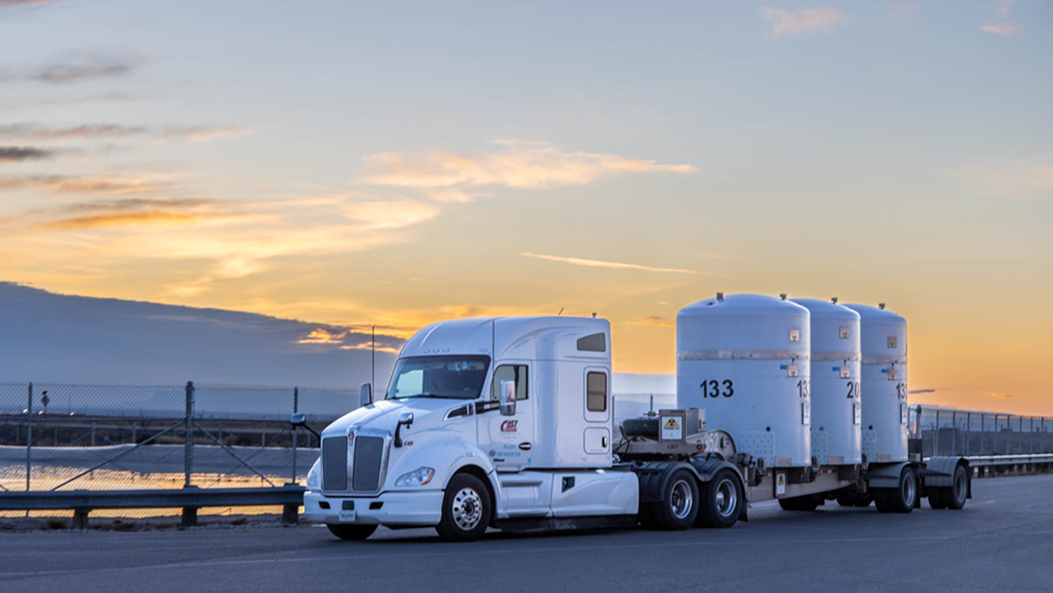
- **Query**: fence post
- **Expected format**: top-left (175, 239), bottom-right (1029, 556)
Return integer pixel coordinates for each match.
top-left (1031, 417), bottom-right (1034, 454)
top-left (1006, 415), bottom-right (1011, 454)
top-left (966, 412), bottom-right (971, 456)
top-left (980, 414), bottom-right (985, 455)
top-left (291, 386), bottom-right (298, 484)
top-left (185, 381), bottom-right (195, 488)
top-left (935, 409), bottom-right (940, 456)
top-left (26, 382), bottom-right (32, 492)
top-left (951, 411), bottom-right (956, 456)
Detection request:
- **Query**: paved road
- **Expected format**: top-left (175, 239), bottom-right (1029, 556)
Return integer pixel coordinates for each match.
top-left (2, 474), bottom-right (1051, 593)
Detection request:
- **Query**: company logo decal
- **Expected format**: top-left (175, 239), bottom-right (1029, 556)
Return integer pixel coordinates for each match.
top-left (500, 420), bottom-right (518, 432)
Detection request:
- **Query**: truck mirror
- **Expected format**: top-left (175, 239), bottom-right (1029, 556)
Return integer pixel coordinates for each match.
top-left (360, 383), bottom-right (373, 407)
top-left (290, 413), bottom-right (306, 427)
top-left (500, 379), bottom-right (517, 416)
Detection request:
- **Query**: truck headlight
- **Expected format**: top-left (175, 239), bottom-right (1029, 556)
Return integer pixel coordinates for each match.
top-left (306, 459), bottom-right (322, 490)
top-left (395, 466), bottom-right (435, 487)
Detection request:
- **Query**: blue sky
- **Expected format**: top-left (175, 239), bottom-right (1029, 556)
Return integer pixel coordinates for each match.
top-left (1, 0), bottom-right (1051, 413)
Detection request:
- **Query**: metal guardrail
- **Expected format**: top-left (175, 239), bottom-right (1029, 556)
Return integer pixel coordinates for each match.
top-left (964, 453), bottom-right (1053, 468)
top-left (0, 485), bottom-right (305, 529)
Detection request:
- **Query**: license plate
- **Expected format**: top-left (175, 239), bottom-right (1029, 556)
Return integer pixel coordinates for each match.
top-left (338, 510), bottom-right (356, 522)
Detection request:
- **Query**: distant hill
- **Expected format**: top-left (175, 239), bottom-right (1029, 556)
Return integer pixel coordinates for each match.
top-left (0, 282), bottom-right (675, 400)
top-left (0, 282), bottom-right (400, 387)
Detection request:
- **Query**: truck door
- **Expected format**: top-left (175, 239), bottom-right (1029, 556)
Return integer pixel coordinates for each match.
top-left (480, 362), bottom-right (536, 468)
top-left (583, 368), bottom-right (611, 456)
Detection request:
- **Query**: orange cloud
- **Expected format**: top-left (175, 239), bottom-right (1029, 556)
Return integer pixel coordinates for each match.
top-left (981, 24), bottom-right (1020, 36)
top-left (297, 328), bottom-right (347, 344)
top-left (760, 7), bottom-right (844, 37)
top-left (36, 211), bottom-right (230, 230)
top-left (521, 252), bottom-right (701, 274)
top-left (362, 140), bottom-right (696, 198)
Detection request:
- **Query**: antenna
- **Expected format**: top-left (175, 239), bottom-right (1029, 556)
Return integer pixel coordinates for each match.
top-left (371, 325), bottom-right (375, 391)
top-left (491, 319), bottom-right (496, 361)
top-left (557, 307), bottom-right (564, 316)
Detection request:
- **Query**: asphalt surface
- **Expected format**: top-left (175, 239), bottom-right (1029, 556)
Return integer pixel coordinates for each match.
top-left (1, 474), bottom-right (1051, 593)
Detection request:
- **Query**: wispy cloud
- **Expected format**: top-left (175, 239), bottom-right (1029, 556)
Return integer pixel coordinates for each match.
top-left (156, 126), bottom-right (255, 143)
top-left (521, 252), bottom-right (701, 274)
top-left (0, 0), bottom-right (60, 6)
top-left (19, 57), bottom-right (140, 85)
top-left (624, 316), bottom-right (676, 328)
top-left (909, 388), bottom-right (942, 394)
top-left (35, 199), bottom-right (245, 230)
top-left (0, 146), bottom-right (54, 161)
top-left (955, 155), bottom-right (1053, 200)
top-left (760, 7), bottom-right (844, 37)
top-left (0, 173), bottom-right (179, 194)
top-left (983, 0), bottom-right (1020, 35)
top-left (990, 392), bottom-right (1014, 400)
top-left (981, 24), bottom-right (1020, 36)
top-left (0, 123), bottom-right (253, 143)
top-left (362, 139), bottom-right (696, 200)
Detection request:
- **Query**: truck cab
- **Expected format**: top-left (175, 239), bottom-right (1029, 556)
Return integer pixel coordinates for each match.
top-left (302, 316), bottom-right (640, 541)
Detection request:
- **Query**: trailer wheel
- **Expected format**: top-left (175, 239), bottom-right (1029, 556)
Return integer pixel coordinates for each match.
top-left (928, 489), bottom-right (947, 509)
top-left (696, 468), bottom-right (743, 528)
top-left (436, 473), bottom-right (491, 542)
top-left (941, 465), bottom-right (969, 510)
top-left (874, 466), bottom-right (916, 514)
top-left (327, 524), bottom-right (378, 540)
top-left (649, 469), bottom-right (699, 530)
top-left (836, 491), bottom-right (855, 507)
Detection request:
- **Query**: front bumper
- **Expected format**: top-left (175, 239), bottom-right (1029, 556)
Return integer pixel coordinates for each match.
top-left (304, 490), bottom-right (443, 526)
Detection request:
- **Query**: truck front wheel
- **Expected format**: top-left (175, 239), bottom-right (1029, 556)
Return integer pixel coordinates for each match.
top-left (696, 468), bottom-right (743, 528)
top-left (436, 473), bottom-right (491, 542)
top-left (327, 524), bottom-right (378, 540)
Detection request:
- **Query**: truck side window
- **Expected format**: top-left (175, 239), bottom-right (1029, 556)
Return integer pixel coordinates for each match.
top-left (587, 372), bottom-right (607, 412)
top-left (490, 365), bottom-right (529, 401)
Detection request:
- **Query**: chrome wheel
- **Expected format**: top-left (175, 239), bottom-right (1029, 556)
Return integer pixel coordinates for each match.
top-left (953, 472), bottom-right (967, 504)
top-left (715, 478), bottom-right (738, 518)
top-left (902, 470), bottom-right (916, 508)
top-left (451, 487), bottom-right (483, 531)
top-left (670, 479), bottom-right (694, 520)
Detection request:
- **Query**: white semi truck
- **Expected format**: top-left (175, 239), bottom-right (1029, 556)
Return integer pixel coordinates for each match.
top-left (295, 295), bottom-right (970, 541)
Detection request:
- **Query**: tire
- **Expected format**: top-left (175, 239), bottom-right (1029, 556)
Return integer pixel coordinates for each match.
top-left (696, 468), bottom-right (743, 528)
top-left (779, 495), bottom-right (820, 511)
top-left (327, 524), bottom-right (378, 540)
top-left (836, 491), bottom-right (855, 507)
top-left (928, 488), bottom-right (948, 509)
top-left (650, 469), bottom-right (699, 530)
top-left (435, 473), bottom-right (491, 542)
top-left (942, 465), bottom-right (969, 510)
top-left (874, 466), bottom-right (917, 514)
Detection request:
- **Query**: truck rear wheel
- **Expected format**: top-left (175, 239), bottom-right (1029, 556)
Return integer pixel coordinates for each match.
top-left (648, 469), bottom-right (699, 530)
top-left (695, 468), bottom-right (743, 528)
top-left (939, 465), bottom-right (969, 510)
top-left (327, 524), bottom-right (378, 540)
top-left (874, 466), bottom-right (916, 514)
top-left (436, 473), bottom-right (491, 542)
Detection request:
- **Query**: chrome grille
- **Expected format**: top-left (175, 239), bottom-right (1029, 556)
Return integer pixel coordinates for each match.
top-left (352, 436), bottom-right (384, 491)
top-left (322, 436), bottom-right (348, 491)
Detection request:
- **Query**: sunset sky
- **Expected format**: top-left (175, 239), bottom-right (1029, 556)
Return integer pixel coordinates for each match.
top-left (1, 1), bottom-right (1051, 414)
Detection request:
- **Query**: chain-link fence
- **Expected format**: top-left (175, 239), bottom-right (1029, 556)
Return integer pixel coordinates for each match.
top-left (0, 381), bottom-right (364, 517)
top-left (909, 405), bottom-right (1053, 458)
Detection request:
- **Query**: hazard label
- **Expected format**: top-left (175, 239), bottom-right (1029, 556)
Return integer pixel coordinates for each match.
top-left (661, 417), bottom-right (682, 441)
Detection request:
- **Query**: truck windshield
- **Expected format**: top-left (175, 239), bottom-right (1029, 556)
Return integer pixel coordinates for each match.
top-left (386, 355), bottom-right (490, 400)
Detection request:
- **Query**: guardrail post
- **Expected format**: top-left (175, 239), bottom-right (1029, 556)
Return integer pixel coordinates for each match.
top-left (73, 508), bottom-right (90, 530)
top-left (26, 382), bottom-right (32, 493)
top-left (185, 381), bottom-right (194, 488)
top-left (282, 503), bottom-right (298, 526)
top-left (291, 387), bottom-right (298, 484)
